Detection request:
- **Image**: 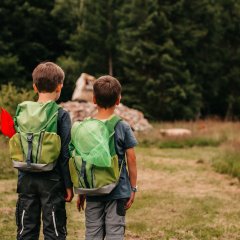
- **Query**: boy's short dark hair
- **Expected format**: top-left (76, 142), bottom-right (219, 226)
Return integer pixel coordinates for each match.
top-left (32, 62), bottom-right (65, 93)
top-left (93, 75), bottom-right (122, 108)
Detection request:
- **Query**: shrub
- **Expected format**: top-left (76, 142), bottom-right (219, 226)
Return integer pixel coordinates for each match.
top-left (0, 135), bottom-right (16, 179)
top-left (0, 83), bottom-right (36, 116)
top-left (212, 142), bottom-right (240, 180)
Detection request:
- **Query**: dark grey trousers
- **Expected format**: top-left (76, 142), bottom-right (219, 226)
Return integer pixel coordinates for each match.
top-left (16, 174), bottom-right (67, 240)
top-left (85, 199), bottom-right (127, 240)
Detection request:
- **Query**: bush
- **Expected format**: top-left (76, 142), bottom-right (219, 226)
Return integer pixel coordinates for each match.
top-left (0, 134), bottom-right (16, 179)
top-left (0, 83), bottom-right (36, 116)
top-left (212, 143), bottom-right (240, 180)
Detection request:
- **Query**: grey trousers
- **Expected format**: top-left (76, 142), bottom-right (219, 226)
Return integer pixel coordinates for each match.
top-left (85, 200), bottom-right (127, 240)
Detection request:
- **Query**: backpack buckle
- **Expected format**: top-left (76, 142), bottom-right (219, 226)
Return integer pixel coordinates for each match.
top-left (26, 133), bottom-right (33, 167)
top-left (27, 134), bottom-right (33, 142)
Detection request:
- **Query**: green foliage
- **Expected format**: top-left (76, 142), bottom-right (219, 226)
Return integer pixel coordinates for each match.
top-left (212, 145), bottom-right (240, 180)
top-left (56, 56), bottom-right (81, 102)
top-left (0, 0), bottom-right (63, 86)
top-left (118, 0), bottom-right (201, 120)
top-left (1, 0), bottom-right (240, 120)
top-left (0, 55), bottom-right (24, 85)
top-left (0, 135), bottom-right (16, 179)
top-left (0, 84), bottom-right (35, 116)
top-left (171, 0), bottom-right (240, 118)
top-left (140, 136), bottom-right (225, 149)
top-left (56, 0), bottom-right (122, 76)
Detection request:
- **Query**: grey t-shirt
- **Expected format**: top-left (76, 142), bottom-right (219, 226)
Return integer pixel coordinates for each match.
top-left (87, 120), bottom-right (137, 202)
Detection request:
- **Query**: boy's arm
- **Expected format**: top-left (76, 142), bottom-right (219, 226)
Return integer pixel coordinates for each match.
top-left (125, 147), bottom-right (137, 210)
top-left (58, 109), bottom-right (74, 202)
top-left (77, 194), bottom-right (86, 212)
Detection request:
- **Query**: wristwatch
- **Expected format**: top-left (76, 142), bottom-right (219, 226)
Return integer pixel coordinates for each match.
top-left (131, 186), bottom-right (138, 192)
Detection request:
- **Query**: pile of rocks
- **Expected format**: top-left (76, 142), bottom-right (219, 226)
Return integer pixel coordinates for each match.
top-left (60, 101), bottom-right (152, 131)
top-left (61, 72), bottom-right (152, 131)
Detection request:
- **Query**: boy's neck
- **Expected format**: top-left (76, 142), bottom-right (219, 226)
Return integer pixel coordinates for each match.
top-left (37, 92), bottom-right (58, 103)
top-left (95, 106), bottom-right (116, 120)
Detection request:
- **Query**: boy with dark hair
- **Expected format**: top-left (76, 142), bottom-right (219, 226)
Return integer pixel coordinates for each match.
top-left (11, 62), bottom-right (73, 240)
top-left (76, 75), bottom-right (138, 240)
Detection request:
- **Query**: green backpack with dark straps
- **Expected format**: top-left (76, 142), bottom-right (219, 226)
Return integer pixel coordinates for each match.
top-left (69, 115), bottom-right (123, 196)
top-left (9, 101), bottom-right (61, 172)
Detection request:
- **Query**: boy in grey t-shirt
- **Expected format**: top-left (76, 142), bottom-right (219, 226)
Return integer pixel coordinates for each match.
top-left (77, 75), bottom-right (138, 240)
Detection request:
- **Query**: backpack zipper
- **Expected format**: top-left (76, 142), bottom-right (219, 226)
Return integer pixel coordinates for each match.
top-left (19, 209), bottom-right (25, 235)
top-left (52, 208), bottom-right (59, 237)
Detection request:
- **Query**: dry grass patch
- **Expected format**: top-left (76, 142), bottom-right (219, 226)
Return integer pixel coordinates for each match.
top-left (137, 120), bottom-right (240, 149)
top-left (1, 121), bottom-right (240, 239)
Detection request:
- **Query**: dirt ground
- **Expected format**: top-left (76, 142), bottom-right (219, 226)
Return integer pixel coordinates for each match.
top-left (1, 146), bottom-right (240, 239)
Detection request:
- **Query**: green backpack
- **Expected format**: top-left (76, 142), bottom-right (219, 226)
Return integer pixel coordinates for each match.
top-left (9, 101), bottom-right (61, 172)
top-left (69, 115), bottom-right (123, 196)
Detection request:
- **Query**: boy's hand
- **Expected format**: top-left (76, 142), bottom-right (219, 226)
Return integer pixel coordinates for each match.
top-left (125, 192), bottom-right (135, 210)
top-left (65, 188), bottom-right (74, 202)
top-left (77, 194), bottom-right (86, 212)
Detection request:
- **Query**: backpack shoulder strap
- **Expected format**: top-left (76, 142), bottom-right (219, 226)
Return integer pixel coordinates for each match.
top-left (42, 102), bottom-right (60, 132)
top-left (105, 115), bottom-right (122, 156)
top-left (105, 115), bottom-right (122, 135)
top-left (14, 104), bottom-right (21, 133)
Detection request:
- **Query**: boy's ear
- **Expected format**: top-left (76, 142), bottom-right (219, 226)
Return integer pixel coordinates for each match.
top-left (33, 84), bottom-right (38, 93)
top-left (56, 84), bottom-right (63, 93)
top-left (115, 95), bottom-right (121, 105)
top-left (93, 95), bottom-right (97, 104)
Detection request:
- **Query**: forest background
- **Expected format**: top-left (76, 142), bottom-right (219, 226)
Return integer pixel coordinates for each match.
top-left (0, 0), bottom-right (240, 121)
top-left (2, 1), bottom-right (240, 239)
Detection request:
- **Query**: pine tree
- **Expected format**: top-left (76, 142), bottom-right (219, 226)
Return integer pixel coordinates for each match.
top-left (61, 0), bottom-right (122, 77)
top-left (217, 0), bottom-right (240, 119)
top-left (118, 0), bottom-right (201, 120)
top-left (0, 0), bottom-right (62, 86)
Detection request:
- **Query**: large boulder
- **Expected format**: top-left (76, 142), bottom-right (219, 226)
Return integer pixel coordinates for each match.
top-left (62, 72), bottom-right (152, 131)
top-left (61, 101), bottom-right (152, 131)
top-left (160, 128), bottom-right (192, 137)
top-left (72, 73), bottom-right (95, 102)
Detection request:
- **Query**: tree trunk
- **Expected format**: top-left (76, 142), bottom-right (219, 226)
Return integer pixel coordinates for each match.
top-left (109, 53), bottom-right (113, 76)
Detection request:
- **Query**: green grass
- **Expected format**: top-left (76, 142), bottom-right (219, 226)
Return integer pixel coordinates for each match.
top-left (1, 145), bottom-right (240, 239)
top-left (139, 136), bottom-right (226, 149)
top-left (212, 146), bottom-right (240, 180)
top-left (1, 121), bottom-right (240, 239)
top-left (0, 135), bottom-right (17, 179)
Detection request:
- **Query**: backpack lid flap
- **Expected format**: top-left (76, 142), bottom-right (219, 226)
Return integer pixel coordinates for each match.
top-left (15, 101), bottom-right (59, 132)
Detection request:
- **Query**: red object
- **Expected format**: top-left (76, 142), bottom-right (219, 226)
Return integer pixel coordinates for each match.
top-left (0, 108), bottom-right (16, 138)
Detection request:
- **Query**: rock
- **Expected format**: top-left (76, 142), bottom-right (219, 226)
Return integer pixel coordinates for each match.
top-left (62, 72), bottom-right (152, 131)
top-left (160, 128), bottom-right (192, 137)
top-left (72, 73), bottom-right (96, 102)
top-left (60, 101), bottom-right (152, 131)
top-left (196, 159), bottom-right (204, 164)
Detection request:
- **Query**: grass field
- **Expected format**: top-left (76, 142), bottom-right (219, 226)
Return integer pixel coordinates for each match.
top-left (1, 121), bottom-right (240, 239)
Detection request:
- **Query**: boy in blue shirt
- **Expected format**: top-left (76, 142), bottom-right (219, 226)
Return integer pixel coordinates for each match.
top-left (77, 75), bottom-right (138, 240)
top-left (15, 62), bottom-right (73, 240)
